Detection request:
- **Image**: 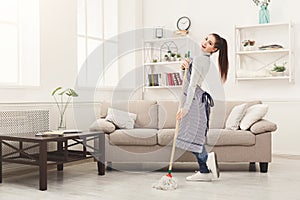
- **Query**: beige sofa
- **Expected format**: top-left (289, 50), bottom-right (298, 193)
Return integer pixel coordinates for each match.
top-left (90, 100), bottom-right (277, 173)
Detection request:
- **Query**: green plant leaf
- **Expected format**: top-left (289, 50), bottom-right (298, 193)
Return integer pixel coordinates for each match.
top-left (272, 66), bottom-right (286, 72)
top-left (52, 86), bottom-right (62, 96)
top-left (66, 88), bottom-right (79, 97)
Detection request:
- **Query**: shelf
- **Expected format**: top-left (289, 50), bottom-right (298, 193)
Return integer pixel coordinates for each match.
top-left (234, 21), bottom-right (294, 83)
top-left (2, 150), bottom-right (93, 165)
top-left (236, 49), bottom-right (290, 55)
top-left (143, 36), bottom-right (188, 98)
top-left (144, 85), bottom-right (182, 89)
top-left (235, 22), bottom-right (291, 30)
top-left (236, 76), bottom-right (290, 81)
top-left (144, 61), bottom-right (182, 66)
top-left (144, 36), bottom-right (188, 43)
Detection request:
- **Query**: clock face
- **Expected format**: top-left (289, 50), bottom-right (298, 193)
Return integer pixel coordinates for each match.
top-left (177, 16), bottom-right (191, 31)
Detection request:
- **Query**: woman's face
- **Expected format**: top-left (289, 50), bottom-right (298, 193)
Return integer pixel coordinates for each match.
top-left (201, 35), bottom-right (218, 54)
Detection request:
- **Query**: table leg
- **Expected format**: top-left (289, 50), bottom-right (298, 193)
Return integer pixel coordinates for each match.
top-left (39, 141), bottom-right (47, 191)
top-left (57, 141), bottom-right (63, 171)
top-left (97, 133), bottom-right (105, 175)
top-left (0, 140), bottom-right (2, 183)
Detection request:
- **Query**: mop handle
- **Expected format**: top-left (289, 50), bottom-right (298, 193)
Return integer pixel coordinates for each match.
top-left (168, 58), bottom-right (189, 172)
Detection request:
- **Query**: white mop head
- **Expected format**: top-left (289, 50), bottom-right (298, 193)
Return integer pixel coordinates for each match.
top-left (152, 175), bottom-right (178, 190)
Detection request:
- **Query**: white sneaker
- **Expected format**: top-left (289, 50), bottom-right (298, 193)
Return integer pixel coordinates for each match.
top-left (207, 152), bottom-right (220, 179)
top-left (186, 171), bottom-right (212, 181)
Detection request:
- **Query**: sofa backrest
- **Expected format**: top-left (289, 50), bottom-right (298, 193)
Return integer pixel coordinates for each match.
top-left (216, 100), bottom-right (262, 128)
top-left (98, 99), bottom-right (262, 130)
top-left (157, 100), bottom-right (227, 129)
top-left (99, 100), bottom-right (158, 129)
top-left (157, 100), bottom-right (262, 129)
top-left (157, 100), bottom-right (179, 129)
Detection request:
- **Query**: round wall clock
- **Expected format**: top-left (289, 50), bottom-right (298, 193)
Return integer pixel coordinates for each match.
top-left (177, 16), bottom-right (191, 31)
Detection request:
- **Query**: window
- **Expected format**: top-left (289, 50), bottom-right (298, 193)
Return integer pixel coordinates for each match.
top-left (77, 0), bottom-right (118, 88)
top-left (0, 0), bottom-right (40, 86)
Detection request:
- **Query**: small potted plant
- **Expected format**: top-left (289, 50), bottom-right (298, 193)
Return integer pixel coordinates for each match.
top-left (176, 53), bottom-right (181, 61)
top-left (170, 53), bottom-right (176, 61)
top-left (270, 61), bottom-right (287, 76)
top-left (163, 54), bottom-right (169, 61)
top-left (242, 39), bottom-right (255, 51)
top-left (52, 87), bottom-right (79, 130)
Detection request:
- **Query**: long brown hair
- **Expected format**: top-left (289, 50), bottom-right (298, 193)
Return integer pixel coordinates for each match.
top-left (211, 33), bottom-right (229, 83)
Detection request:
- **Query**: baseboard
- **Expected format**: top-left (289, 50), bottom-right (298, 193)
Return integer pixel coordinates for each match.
top-left (273, 153), bottom-right (300, 160)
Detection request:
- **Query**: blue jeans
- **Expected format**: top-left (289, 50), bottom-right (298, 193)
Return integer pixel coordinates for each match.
top-left (192, 146), bottom-right (209, 173)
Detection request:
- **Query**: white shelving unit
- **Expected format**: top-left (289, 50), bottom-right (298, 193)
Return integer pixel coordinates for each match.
top-left (234, 22), bottom-right (294, 83)
top-left (142, 36), bottom-right (190, 97)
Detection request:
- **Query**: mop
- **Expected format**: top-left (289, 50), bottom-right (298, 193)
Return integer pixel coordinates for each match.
top-left (152, 58), bottom-right (189, 190)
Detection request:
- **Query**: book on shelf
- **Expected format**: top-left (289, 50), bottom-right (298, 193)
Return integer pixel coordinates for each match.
top-left (148, 73), bottom-right (160, 86)
top-left (147, 72), bottom-right (183, 87)
top-left (166, 72), bottom-right (182, 86)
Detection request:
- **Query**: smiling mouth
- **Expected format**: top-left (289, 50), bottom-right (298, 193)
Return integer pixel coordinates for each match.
top-left (202, 45), bottom-right (206, 48)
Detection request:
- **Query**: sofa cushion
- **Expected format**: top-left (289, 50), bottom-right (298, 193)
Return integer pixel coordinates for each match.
top-left (250, 119), bottom-right (277, 134)
top-left (105, 107), bottom-right (137, 129)
top-left (89, 118), bottom-right (116, 133)
top-left (224, 100), bottom-right (262, 123)
top-left (157, 129), bottom-right (176, 146)
top-left (109, 129), bottom-right (157, 146)
top-left (99, 100), bottom-right (158, 129)
top-left (157, 100), bottom-right (179, 129)
top-left (206, 129), bottom-right (255, 146)
top-left (225, 103), bottom-right (247, 130)
top-left (157, 128), bottom-right (255, 146)
top-left (209, 100), bottom-right (262, 129)
top-left (240, 104), bottom-right (268, 130)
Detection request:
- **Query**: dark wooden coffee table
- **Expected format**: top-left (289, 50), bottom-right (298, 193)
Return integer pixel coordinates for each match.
top-left (0, 131), bottom-right (105, 191)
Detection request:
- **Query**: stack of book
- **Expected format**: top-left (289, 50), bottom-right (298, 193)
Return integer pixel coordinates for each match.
top-left (148, 72), bottom-right (182, 86)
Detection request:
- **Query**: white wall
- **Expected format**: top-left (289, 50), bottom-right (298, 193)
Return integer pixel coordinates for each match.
top-left (0, 0), bottom-right (141, 103)
top-left (0, 0), bottom-right (77, 103)
top-left (0, 0), bottom-right (299, 155)
top-left (142, 0), bottom-right (300, 100)
top-left (0, 0), bottom-right (142, 129)
top-left (142, 0), bottom-right (300, 155)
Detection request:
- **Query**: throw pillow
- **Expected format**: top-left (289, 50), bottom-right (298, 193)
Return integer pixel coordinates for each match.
top-left (89, 118), bottom-right (116, 133)
top-left (250, 119), bottom-right (277, 135)
top-left (225, 103), bottom-right (247, 130)
top-left (240, 104), bottom-right (268, 130)
top-left (105, 107), bottom-right (137, 129)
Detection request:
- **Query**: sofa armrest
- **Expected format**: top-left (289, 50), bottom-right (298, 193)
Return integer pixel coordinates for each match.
top-left (89, 118), bottom-right (116, 134)
top-left (250, 119), bottom-right (277, 135)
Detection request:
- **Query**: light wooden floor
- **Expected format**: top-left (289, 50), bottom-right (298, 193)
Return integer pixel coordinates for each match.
top-left (0, 155), bottom-right (299, 200)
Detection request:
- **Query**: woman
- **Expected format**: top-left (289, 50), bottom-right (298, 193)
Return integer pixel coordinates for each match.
top-left (176, 33), bottom-right (229, 181)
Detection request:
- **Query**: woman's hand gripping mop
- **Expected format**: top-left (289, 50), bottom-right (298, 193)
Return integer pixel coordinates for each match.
top-left (152, 58), bottom-right (189, 190)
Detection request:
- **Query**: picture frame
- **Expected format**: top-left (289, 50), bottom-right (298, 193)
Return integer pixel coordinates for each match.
top-left (155, 27), bottom-right (163, 39)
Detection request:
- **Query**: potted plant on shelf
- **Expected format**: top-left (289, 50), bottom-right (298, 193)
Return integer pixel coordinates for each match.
top-left (270, 62), bottom-right (287, 76)
top-left (52, 87), bottom-right (79, 130)
top-left (176, 53), bottom-right (181, 61)
top-left (163, 54), bottom-right (169, 61)
top-left (170, 53), bottom-right (176, 61)
top-left (242, 39), bottom-right (255, 51)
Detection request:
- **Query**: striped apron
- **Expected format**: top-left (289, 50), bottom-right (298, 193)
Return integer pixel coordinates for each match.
top-left (176, 65), bottom-right (214, 153)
